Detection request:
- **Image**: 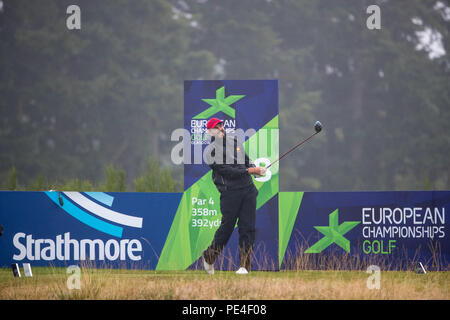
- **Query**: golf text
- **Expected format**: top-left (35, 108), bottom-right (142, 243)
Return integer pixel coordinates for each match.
top-left (12, 232), bottom-right (142, 261)
top-left (361, 207), bottom-right (445, 255)
top-left (190, 119), bottom-right (236, 144)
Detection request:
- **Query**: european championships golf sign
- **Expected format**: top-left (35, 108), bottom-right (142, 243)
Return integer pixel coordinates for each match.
top-left (178, 80), bottom-right (280, 270)
top-left (0, 80), bottom-right (449, 270)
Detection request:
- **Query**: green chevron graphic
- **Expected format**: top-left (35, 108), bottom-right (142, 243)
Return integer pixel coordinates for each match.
top-left (192, 86), bottom-right (245, 119)
top-left (244, 115), bottom-right (279, 209)
top-left (156, 171), bottom-right (221, 270)
top-left (278, 192), bottom-right (303, 268)
top-left (305, 209), bottom-right (360, 253)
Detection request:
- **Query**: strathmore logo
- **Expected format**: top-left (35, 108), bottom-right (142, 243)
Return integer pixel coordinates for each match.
top-left (11, 192), bottom-right (145, 262)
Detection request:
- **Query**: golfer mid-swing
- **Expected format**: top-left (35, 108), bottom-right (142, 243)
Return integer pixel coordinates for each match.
top-left (202, 117), bottom-right (266, 275)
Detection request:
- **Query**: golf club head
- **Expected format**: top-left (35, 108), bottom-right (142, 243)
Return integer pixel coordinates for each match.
top-left (314, 121), bottom-right (322, 133)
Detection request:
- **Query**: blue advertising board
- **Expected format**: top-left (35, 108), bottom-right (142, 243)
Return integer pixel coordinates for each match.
top-left (173, 79), bottom-right (280, 270)
top-left (279, 191), bottom-right (450, 270)
top-left (0, 191), bottom-right (182, 269)
top-left (1, 190), bottom-right (448, 270)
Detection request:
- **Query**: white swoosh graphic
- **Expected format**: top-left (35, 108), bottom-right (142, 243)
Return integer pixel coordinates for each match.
top-left (63, 192), bottom-right (143, 228)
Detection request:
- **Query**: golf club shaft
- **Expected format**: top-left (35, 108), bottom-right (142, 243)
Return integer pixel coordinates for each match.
top-left (266, 131), bottom-right (319, 169)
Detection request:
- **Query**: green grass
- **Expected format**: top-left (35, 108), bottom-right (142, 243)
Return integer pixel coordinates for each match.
top-left (0, 267), bottom-right (448, 300)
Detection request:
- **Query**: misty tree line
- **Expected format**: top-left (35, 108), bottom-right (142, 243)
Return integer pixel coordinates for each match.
top-left (3, 157), bottom-right (181, 192)
top-left (0, 0), bottom-right (449, 192)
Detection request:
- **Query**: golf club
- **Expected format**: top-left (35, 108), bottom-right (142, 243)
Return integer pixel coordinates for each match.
top-left (266, 121), bottom-right (322, 169)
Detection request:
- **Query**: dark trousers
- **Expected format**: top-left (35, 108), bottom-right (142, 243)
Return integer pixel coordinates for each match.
top-left (203, 184), bottom-right (258, 270)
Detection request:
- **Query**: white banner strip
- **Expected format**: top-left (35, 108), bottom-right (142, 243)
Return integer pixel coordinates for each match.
top-left (63, 192), bottom-right (143, 228)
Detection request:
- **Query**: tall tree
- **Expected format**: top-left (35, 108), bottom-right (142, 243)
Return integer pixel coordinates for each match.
top-left (0, 0), bottom-right (216, 187)
top-left (175, 0), bottom-right (450, 191)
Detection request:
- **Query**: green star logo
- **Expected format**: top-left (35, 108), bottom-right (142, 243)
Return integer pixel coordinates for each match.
top-left (193, 86), bottom-right (245, 119)
top-left (305, 209), bottom-right (360, 253)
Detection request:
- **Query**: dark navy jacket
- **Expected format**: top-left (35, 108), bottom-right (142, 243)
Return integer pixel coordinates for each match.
top-left (205, 135), bottom-right (255, 193)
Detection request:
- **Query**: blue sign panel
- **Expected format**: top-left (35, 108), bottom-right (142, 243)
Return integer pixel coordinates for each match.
top-left (0, 191), bottom-right (182, 269)
top-left (280, 191), bottom-right (450, 270)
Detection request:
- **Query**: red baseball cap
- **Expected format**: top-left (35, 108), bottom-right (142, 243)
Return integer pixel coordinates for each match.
top-left (206, 117), bottom-right (223, 129)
